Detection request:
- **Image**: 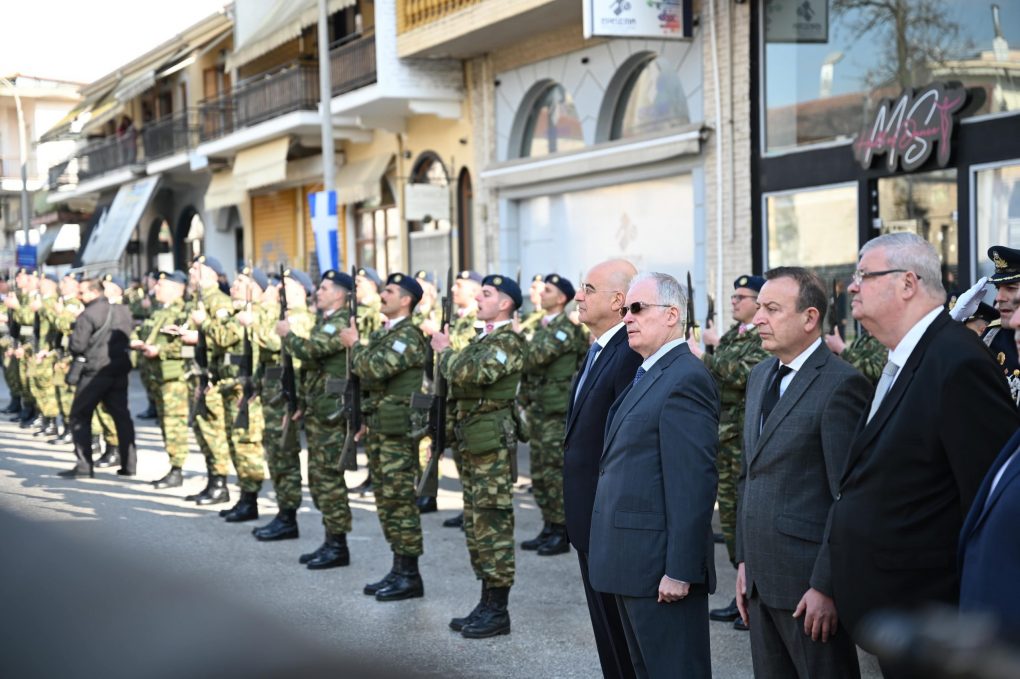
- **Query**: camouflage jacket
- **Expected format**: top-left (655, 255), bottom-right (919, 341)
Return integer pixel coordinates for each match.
top-left (517, 309), bottom-right (544, 342)
top-left (841, 332), bottom-right (887, 387)
top-left (703, 323), bottom-right (769, 422)
top-left (284, 308), bottom-right (350, 415)
top-left (146, 300), bottom-right (190, 381)
top-left (449, 308), bottom-right (480, 351)
top-left (441, 323), bottom-right (524, 416)
top-left (520, 312), bottom-right (588, 413)
top-left (52, 296), bottom-right (83, 348)
top-left (352, 317), bottom-right (426, 415)
top-left (357, 298), bottom-right (384, 337)
top-left (193, 285), bottom-right (241, 383)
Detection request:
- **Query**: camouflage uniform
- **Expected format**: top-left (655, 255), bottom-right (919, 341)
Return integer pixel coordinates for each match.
top-left (27, 294), bottom-right (60, 419)
top-left (441, 323), bottom-right (524, 588)
top-left (520, 313), bottom-right (587, 526)
top-left (284, 308), bottom-right (352, 535)
top-left (137, 300), bottom-right (191, 468)
top-left (354, 317), bottom-right (427, 556)
top-left (841, 332), bottom-right (887, 387)
top-left (133, 303), bottom-right (161, 413)
top-left (450, 308), bottom-right (481, 351)
top-left (358, 298), bottom-right (384, 337)
top-left (51, 295), bottom-right (82, 425)
top-left (12, 291), bottom-right (37, 412)
top-left (702, 323), bottom-right (769, 566)
top-left (190, 285), bottom-right (235, 478)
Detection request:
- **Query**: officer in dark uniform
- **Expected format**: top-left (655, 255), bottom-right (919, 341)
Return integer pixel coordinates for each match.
top-left (984, 246), bottom-right (1020, 375)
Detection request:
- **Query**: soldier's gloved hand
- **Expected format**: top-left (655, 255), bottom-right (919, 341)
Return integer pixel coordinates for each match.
top-left (339, 320), bottom-right (359, 349)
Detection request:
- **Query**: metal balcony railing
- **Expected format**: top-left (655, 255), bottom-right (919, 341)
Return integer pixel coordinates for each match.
top-left (397, 0), bottom-right (481, 33)
top-left (142, 109), bottom-right (197, 160)
top-left (330, 32), bottom-right (377, 96)
top-left (77, 133), bottom-right (139, 180)
top-left (198, 94), bottom-right (236, 142)
top-left (235, 61), bottom-right (320, 128)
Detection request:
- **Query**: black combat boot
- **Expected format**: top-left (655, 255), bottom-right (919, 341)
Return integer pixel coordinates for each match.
top-left (537, 523), bottom-right (570, 556)
top-left (223, 491), bottom-right (259, 522)
top-left (306, 532), bottom-right (350, 570)
top-left (252, 509), bottom-right (299, 541)
top-left (449, 582), bottom-right (487, 631)
top-left (19, 406), bottom-right (38, 428)
top-left (195, 475), bottom-right (230, 505)
top-left (32, 416), bottom-right (53, 437)
top-left (363, 554), bottom-right (398, 595)
top-left (521, 521), bottom-right (552, 550)
top-left (49, 428), bottom-right (73, 444)
top-left (375, 554), bottom-right (424, 602)
top-left (710, 597), bottom-right (740, 623)
top-left (185, 474), bottom-right (212, 502)
top-left (461, 586), bottom-right (511, 638)
top-left (2, 396), bottom-right (20, 414)
top-left (299, 530), bottom-right (330, 564)
top-left (354, 472), bottom-right (373, 497)
top-left (416, 496), bottom-right (437, 514)
top-left (442, 512), bottom-right (464, 529)
top-left (152, 467), bottom-right (183, 489)
top-left (138, 400), bottom-right (158, 419)
top-left (94, 449), bottom-right (121, 469)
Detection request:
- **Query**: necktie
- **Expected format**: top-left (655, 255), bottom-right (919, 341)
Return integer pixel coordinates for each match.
top-left (485, 323), bottom-right (494, 333)
top-left (573, 342), bottom-right (602, 403)
top-left (867, 360), bottom-right (900, 424)
top-left (633, 366), bottom-right (647, 386)
top-left (760, 364), bottom-right (793, 427)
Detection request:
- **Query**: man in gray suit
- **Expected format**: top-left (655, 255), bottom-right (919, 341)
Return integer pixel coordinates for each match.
top-left (735, 267), bottom-right (870, 678)
top-left (589, 272), bottom-right (719, 679)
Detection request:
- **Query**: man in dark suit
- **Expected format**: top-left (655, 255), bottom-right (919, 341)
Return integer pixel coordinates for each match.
top-left (829, 233), bottom-right (1019, 678)
top-left (736, 267), bottom-right (870, 678)
top-left (565, 258), bottom-right (641, 679)
top-left (589, 272), bottom-right (719, 679)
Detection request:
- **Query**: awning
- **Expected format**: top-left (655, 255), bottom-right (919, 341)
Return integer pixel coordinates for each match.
top-left (80, 86), bottom-right (126, 136)
top-left (34, 226), bottom-right (61, 265)
top-left (80, 175), bottom-right (161, 266)
top-left (233, 137), bottom-right (290, 190)
top-left (204, 169), bottom-right (246, 211)
top-left (114, 70), bottom-right (156, 103)
top-left (226, 0), bottom-right (356, 71)
top-left (39, 83), bottom-right (118, 142)
top-left (337, 154), bottom-right (393, 206)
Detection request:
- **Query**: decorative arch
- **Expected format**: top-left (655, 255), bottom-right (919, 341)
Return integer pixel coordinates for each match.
top-left (598, 52), bottom-right (690, 142)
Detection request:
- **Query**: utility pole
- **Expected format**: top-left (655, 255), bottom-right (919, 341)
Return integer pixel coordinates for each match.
top-left (317, 0), bottom-right (335, 197)
top-left (0, 76), bottom-right (32, 246)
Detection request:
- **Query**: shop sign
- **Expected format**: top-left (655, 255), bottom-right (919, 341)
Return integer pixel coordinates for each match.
top-left (853, 82), bottom-right (968, 173)
top-left (765, 0), bottom-right (828, 43)
top-left (583, 0), bottom-right (692, 40)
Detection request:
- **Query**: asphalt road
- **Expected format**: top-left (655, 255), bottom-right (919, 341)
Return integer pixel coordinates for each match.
top-left (0, 375), bottom-right (881, 678)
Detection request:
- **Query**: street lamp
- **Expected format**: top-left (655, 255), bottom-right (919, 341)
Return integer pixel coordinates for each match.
top-left (0, 76), bottom-right (32, 247)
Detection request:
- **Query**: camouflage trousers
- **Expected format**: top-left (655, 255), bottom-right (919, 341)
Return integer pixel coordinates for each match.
top-left (4, 348), bottom-right (23, 398)
top-left (457, 439), bottom-right (516, 588)
top-left (527, 409), bottom-right (566, 525)
top-left (139, 358), bottom-right (160, 404)
top-left (261, 393), bottom-right (303, 511)
top-left (28, 353), bottom-right (58, 417)
top-left (717, 426), bottom-right (742, 568)
top-left (156, 380), bottom-right (190, 467)
top-left (192, 381), bottom-right (231, 477)
top-left (365, 429), bottom-right (423, 557)
top-left (95, 404), bottom-right (118, 446)
top-left (17, 353), bottom-right (34, 407)
top-left (305, 414), bottom-right (351, 534)
top-left (219, 381), bottom-right (265, 493)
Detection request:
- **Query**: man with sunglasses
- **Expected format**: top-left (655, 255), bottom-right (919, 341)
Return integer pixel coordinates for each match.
top-left (589, 271), bottom-right (719, 679)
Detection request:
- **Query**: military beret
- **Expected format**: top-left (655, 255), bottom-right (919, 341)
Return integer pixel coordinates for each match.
top-left (356, 266), bottom-right (383, 288)
top-left (239, 265), bottom-right (269, 291)
top-left (734, 275), bottom-right (765, 292)
top-left (414, 270), bottom-right (438, 291)
top-left (192, 255), bottom-right (226, 277)
top-left (42, 273), bottom-right (59, 284)
top-left (387, 272), bottom-right (423, 303)
top-left (158, 270), bottom-right (188, 286)
top-left (988, 246), bottom-right (1020, 285)
top-left (532, 273), bottom-right (544, 283)
top-left (969, 301), bottom-right (1000, 325)
top-left (457, 270), bottom-right (483, 284)
top-left (103, 274), bottom-right (126, 291)
top-left (482, 274), bottom-right (522, 310)
top-left (15, 266), bottom-right (36, 276)
top-left (321, 269), bottom-right (354, 291)
top-left (283, 268), bottom-right (315, 295)
top-left (544, 273), bottom-right (575, 301)
top-left (267, 273), bottom-right (282, 286)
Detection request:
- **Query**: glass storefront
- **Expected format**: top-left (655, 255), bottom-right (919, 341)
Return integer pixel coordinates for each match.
top-left (976, 162), bottom-right (1020, 278)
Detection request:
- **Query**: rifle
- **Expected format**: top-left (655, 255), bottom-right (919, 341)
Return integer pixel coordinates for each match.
top-left (31, 292), bottom-right (41, 353)
top-left (705, 293), bottom-right (715, 355)
top-left (278, 265), bottom-right (299, 450)
top-left (186, 284), bottom-right (210, 426)
top-left (337, 265), bottom-right (361, 472)
top-left (234, 276), bottom-right (255, 429)
top-left (686, 272), bottom-right (699, 344)
top-left (414, 268), bottom-right (453, 497)
top-left (828, 278), bottom-right (841, 338)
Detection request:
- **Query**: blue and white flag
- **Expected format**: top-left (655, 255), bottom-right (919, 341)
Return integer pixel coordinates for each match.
top-left (308, 190), bottom-right (339, 274)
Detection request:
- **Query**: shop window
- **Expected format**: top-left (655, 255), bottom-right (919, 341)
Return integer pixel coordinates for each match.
top-left (976, 162), bottom-right (1020, 278)
top-left (611, 56), bottom-right (690, 139)
top-left (762, 0), bottom-right (1020, 153)
top-left (355, 178), bottom-right (401, 275)
top-left (517, 83), bottom-right (585, 158)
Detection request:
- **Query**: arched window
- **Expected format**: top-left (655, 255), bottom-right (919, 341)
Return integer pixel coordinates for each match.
top-left (611, 56), bottom-right (689, 139)
top-left (519, 84), bottom-right (585, 158)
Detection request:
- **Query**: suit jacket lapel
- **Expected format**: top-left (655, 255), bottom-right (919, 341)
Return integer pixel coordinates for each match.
top-left (566, 329), bottom-right (623, 435)
top-left (967, 434), bottom-right (1020, 537)
top-left (752, 345), bottom-right (827, 463)
top-left (743, 356), bottom-right (776, 456)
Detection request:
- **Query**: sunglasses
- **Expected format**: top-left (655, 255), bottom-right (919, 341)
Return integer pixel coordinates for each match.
top-left (619, 302), bottom-right (674, 319)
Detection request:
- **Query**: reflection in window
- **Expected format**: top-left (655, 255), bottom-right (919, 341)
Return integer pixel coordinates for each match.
top-left (764, 0), bottom-right (1020, 152)
top-left (613, 57), bottom-right (690, 139)
top-left (977, 162), bottom-right (1020, 279)
top-left (520, 84), bottom-right (585, 158)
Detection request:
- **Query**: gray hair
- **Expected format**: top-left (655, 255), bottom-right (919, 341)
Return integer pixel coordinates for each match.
top-left (630, 272), bottom-right (688, 310)
top-left (860, 232), bottom-right (946, 302)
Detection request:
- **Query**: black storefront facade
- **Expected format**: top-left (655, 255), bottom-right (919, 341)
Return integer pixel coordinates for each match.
top-left (749, 0), bottom-right (1020, 327)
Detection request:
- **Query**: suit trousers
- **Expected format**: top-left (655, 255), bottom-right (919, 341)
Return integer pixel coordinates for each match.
top-left (748, 592), bottom-right (860, 679)
top-left (577, 549), bottom-right (636, 679)
top-left (70, 372), bottom-right (135, 472)
top-left (616, 588), bottom-right (711, 679)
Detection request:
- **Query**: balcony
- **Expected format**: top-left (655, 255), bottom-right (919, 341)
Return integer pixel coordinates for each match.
top-left (330, 33), bottom-right (377, 96)
top-left (0, 156), bottom-right (40, 180)
top-left (77, 134), bottom-right (139, 180)
top-left (142, 110), bottom-right (197, 160)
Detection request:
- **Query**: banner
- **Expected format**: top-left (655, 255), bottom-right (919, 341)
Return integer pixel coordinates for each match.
top-left (583, 0), bottom-right (692, 40)
top-left (308, 190), bottom-right (339, 274)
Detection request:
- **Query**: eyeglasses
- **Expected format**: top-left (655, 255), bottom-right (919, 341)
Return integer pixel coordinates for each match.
top-left (851, 269), bottom-right (920, 285)
top-left (581, 283), bottom-right (620, 296)
top-left (619, 302), bottom-right (675, 318)
top-left (730, 294), bottom-right (757, 302)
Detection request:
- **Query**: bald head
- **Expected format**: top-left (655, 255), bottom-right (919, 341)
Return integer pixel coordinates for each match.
top-left (575, 259), bottom-right (637, 336)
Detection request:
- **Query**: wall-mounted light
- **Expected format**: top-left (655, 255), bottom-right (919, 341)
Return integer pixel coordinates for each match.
top-left (494, 79), bottom-right (501, 87)
top-left (581, 57), bottom-right (589, 64)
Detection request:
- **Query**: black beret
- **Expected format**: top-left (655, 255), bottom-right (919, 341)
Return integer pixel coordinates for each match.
top-left (734, 275), bottom-right (765, 292)
top-left (283, 268), bottom-right (315, 295)
top-left (192, 255), bottom-right (225, 277)
top-left (988, 246), bottom-right (1020, 285)
top-left (356, 266), bottom-right (383, 288)
top-left (158, 270), bottom-right (188, 286)
top-left (103, 274), bottom-right (126, 291)
top-left (482, 274), bottom-right (522, 310)
top-left (544, 273), bottom-right (575, 301)
top-left (15, 266), bottom-right (36, 275)
top-left (387, 272), bottom-right (423, 303)
top-left (322, 269), bottom-right (353, 291)
top-left (457, 270), bottom-right (483, 284)
top-left (239, 265), bottom-right (269, 291)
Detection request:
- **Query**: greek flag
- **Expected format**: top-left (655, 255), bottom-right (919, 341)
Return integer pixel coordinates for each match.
top-left (308, 190), bottom-right (339, 274)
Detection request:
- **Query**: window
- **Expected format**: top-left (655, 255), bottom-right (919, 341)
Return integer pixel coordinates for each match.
top-left (355, 178), bottom-right (400, 274)
top-left (976, 162), bottom-right (1020, 279)
top-left (519, 84), bottom-right (585, 158)
top-left (612, 57), bottom-right (690, 139)
top-left (763, 0), bottom-right (1020, 153)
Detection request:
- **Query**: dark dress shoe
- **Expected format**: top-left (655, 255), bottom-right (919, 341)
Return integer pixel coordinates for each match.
top-left (138, 402), bottom-right (158, 420)
top-left (94, 451), bottom-right (121, 469)
top-left (375, 555), bottom-right (424, 601)
top-left (416, 496), bottom-right (437, 514)
top-left (461, 586), bottom-right (511, 638)
top-left (733, 617), bottom-right (749, 632)
top-left (713, 532), bottom-right (725, 544)
top-left (710, 598), bottom-right (741, 622)
top-left (306, 532), bottom-right (350, 569)
top-left (442, 512), bottom-right (464, 528)
top-left (522, 522), bottom-right (552, 550)
top-left (537, 524), bottom-right (570, 556)
top-left (223, 491), bottom-right (259, 522)
top-left (195, 475), bottom-right (230, 505)
top-left (253, 509), bottom-right (299, 541)
top-left (153, 468), bottom-right (183, 489)
top-left (2, 398), bottom-right (20, 414)
top-left (58, 466), bottom-right (94, 479)
top-left (116, 469), bottom-right (136, 477)
top-left (450, 583), bottom-right (487, 631)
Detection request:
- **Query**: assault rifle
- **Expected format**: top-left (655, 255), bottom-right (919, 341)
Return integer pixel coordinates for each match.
top-left (414, 268), bottom-right (453, 497)
top-left (828, 278), bottom-right (842, 338)
top-left (686, 272), bottom-right (699, 344)
top-left (234, 276), bottom-right (255, 429)
top-left (187, 284), bottom-right (210, 426)
top-left (278, 265), bottom-right (299, 449)
top-left (705, 293), bottom-right (715, 355)
top-left (337, 265), bottom-right (361, 472)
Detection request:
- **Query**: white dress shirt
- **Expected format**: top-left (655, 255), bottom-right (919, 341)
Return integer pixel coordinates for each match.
top-left (885, 305), bottom-right (943, 388)
top-left (777, 337), bottom-right (823, 397)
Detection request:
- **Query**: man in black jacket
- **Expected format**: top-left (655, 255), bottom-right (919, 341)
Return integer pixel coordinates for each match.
top-left (59, 278), bottom-right (136, 478)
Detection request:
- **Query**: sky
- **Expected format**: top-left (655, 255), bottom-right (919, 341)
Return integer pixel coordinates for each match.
top-left (1, 0), bottom-right (230, 85)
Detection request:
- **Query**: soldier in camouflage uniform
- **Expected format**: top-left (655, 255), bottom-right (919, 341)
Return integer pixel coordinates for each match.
top-left (431, 274), bottom-right (525, 638)
top-left (825, 327), bottom-right (887, 386)
top-left (249, 276), bottom-right (315, 541)
top-left (342, 272), bottom-right (429, 600)
top-left (353, 266), bottom-right (387, 496)
top-left (1, 278), bottom-right (24, 416)
top-left (517, 274), bottom-right (545, 338)
top-left (411, 270), bottom-right (442, 514)
top-left (7, 268), bottom-right (39, 425)
top-left (49, 273), bottom-right (84, 443)
top-left (27, 274), bottom-right (61, 436)
top-left (131, 271), bottom-right (191, 488)
top-left (279, 269), bottom-right (353, 570)
top-left (182, 256), bottom-right (236, 506)
top-left (690, 275), bottom-right (769, 630)
top-left (518, 274), bottom-right (587, 556)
